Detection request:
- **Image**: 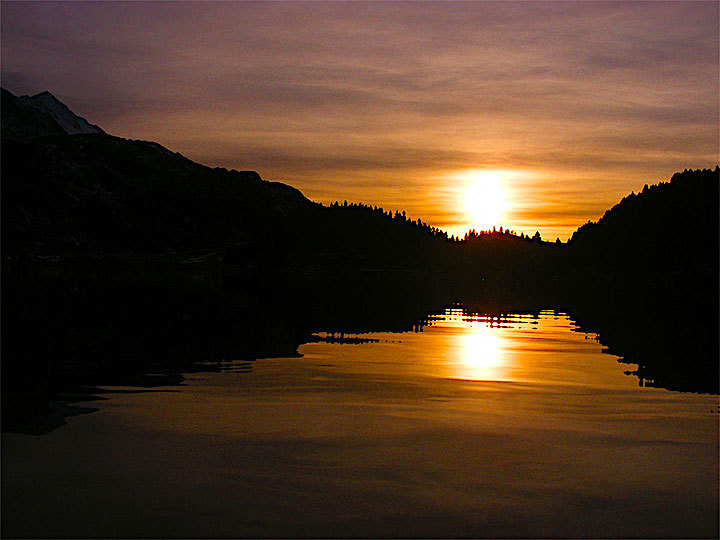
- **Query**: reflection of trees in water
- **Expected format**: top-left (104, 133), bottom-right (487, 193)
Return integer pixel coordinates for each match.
top-left (0, 265), bottom-right (455, 433)
top-left (4, 260), bottom-right (715, 435)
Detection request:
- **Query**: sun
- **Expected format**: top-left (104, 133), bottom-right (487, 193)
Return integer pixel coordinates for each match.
top-left (461, 171), bottom-right (509, 231)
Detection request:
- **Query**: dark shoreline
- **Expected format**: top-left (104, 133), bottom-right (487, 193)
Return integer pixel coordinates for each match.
top-left (3, 255), bottom-right (717, 435)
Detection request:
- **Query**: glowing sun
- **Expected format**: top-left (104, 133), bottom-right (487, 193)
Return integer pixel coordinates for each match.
top-left (461, 171), bottom-right (509, 231)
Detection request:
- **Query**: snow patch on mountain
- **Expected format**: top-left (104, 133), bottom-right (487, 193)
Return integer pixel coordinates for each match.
top-left (18, 91), bottom-right (104, 135)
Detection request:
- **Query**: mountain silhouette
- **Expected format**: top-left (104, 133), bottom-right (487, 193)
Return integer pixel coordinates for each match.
top-left (1, 88), bottom-right (317, 257)
top-left (17, 91), bottom-right (105, 135)
top-left (1, 88), bottom-right (68, 139)
top-left (569, 167), bottom-right (718, 275)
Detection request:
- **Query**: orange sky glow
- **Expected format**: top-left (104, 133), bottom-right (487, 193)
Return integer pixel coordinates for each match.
top-left (2, 1), bottom-right (717, 240)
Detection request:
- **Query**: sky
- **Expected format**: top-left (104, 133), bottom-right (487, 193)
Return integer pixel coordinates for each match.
top-left (2, 1), bottom-right (718, 240)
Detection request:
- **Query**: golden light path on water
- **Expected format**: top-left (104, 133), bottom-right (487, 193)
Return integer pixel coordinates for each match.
top-left (427, 307), bottom-right (508, 382)
top-left (3, 308), bottom-right (717, 538)
top-left (307, 307), bottom-right (617, 388)
top-left (415, 307), bottom-right (614, 387)
top-left (460, 329), bottom-right (505, 381)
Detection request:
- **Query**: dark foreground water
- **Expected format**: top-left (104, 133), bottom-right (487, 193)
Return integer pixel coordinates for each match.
top-left (2, 308), bottom-right (718, 538)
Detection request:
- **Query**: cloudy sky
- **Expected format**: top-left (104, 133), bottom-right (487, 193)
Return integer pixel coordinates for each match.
top-left (2, 1), bottom-right (717, 239)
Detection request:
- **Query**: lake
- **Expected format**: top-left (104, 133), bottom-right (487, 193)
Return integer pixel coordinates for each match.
top-left (2, 307), bottom-right (717, 538)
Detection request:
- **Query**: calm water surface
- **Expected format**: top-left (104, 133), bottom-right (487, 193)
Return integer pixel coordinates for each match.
top-left (2, 308), bottom-right (718, 537)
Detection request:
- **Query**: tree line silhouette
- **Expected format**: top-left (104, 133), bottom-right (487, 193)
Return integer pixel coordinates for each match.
top-left (327, 199), bottom-right (546, 244)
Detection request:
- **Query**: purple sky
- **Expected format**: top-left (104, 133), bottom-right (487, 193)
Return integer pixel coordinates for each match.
top-left (2, 1), bottom-right (717, 239)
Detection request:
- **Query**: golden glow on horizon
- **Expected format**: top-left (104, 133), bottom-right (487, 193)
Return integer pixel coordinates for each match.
top-left (462, 171), bottom-right (508, 231)
top-left (451, 169), bottom-right (525, 233)
top-left (436, 168), bottom-right (585, 239)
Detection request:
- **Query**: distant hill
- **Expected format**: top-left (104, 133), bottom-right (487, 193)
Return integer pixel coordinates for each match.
top-left (564, 166), bottom-right (718, 319)
top-left (569, 167), bottom-right (718, 275)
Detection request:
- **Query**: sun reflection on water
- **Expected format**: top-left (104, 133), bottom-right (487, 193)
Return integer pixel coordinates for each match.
top-left (425, 308), bottom-right (545, 382)
top-left (308, 307), bottom-right (665, 391)
top-left (459, 327), bottom-right (505, 381)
